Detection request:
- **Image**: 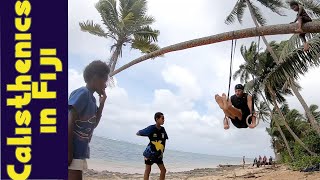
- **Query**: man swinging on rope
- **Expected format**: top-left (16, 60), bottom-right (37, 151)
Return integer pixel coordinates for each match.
top-left (215, 84), bottom-right (256, 129)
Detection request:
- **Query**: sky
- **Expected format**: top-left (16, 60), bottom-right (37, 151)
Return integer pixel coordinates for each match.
top-left (68, 0), bottom-right (320, 158)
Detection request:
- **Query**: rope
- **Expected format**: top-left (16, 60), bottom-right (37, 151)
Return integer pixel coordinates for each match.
top-left (227, 38), bottom-right (237, 100)
top-left (252, 35), bottom-right (261, 99)
top-left (245, 35), bottom-right (261, 128)
top-left (224, 37), bottom-right (237, 128)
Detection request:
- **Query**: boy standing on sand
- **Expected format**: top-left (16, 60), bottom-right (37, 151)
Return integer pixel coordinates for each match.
top-left (68, 60), bottom-right (110, 180)
top-left (137, 112), bottom-right (168, 180)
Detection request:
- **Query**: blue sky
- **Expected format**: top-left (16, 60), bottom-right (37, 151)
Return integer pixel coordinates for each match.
top-left (68, 0), bottom-right (320, 158)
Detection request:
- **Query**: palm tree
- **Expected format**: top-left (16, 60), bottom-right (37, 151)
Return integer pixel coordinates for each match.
top-left (266, 83), bottom-right (316, 156)
top-left (80, 0), bottom-right (160, 73)
top-left (238, 41), bottom-right (318, 156)
top-left (267, 103), bottom-right (312, 160)
top-left (234, 42), bottom-right (295, 159)
top-left (110, 21), bottom-right (320, 76)
top-left (225, 0), bottom-right (320, 136)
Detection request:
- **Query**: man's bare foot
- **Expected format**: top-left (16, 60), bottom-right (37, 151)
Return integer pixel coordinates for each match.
top-left (304, 43), bottom-right (310, 51)
top-left (215, 94), bottom-right (224, 109)
top-left (295, 28), bottom-right (303, 33)
top-left (224, 124), bottom-right (230, 130)
top-left (221, 93), bottom-right (228, 110)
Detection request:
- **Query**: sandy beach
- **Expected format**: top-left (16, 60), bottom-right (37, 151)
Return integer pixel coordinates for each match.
top-left (84, 164), bottom-right (320, 180)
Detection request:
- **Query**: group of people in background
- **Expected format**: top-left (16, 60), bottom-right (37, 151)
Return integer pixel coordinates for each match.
top-left (253, 155), bottom-right (273, 167)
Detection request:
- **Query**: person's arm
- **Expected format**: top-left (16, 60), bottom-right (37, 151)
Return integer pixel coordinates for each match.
top-left (136, 125), bottom-right (153, 136)
top-left (68, 108), bottom-right (78, 166)
top-left (67, 88), bottom-right (88, 165)
top-left (247, 95), bottom-right (254, 114)
top-left (292, 5), bottom-right (304, 23)
top-left (298, 5), bottom-right (304, 16)
top-left (163, 128), bottom-right (169, 140)
top-left (95, 90), bottom-right (107, 127)
top-left (291, 16), bottom-right (298, 23)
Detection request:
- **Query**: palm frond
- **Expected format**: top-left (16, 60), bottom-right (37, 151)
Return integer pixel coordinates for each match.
top-left (279, 32), bottom-right (318, 63)
top-left (119, 0), bottom-right (133, 20)
top-left (130, 0), bottom-right (148, 19)
top-left (257, 101), bottom-right (271, 122)
top-left (257, 0), bottom-right (286, 16)
top-left (308, 104), bottom-right (320, 123)
top-left (249, 2), bottom-right (267, 26)
top-left (233, 67), bottom-right (244, 81)
top-left (236, 0), bottom-right (247, 24)
top-left (79, 20), bottom-right (108, 38)
top-left (263, 35), bottom-right (320, 99)
top-left (96, 0), bottom-right (120, 36)
top-left (134, 26), bottom-right (159, 42)
top-left (131, 37), bottom-right (161, 55)
top-left (225, 0), bottom-right (246, 24)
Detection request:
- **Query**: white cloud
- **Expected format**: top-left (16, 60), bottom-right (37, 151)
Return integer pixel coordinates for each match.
top-left (162, 64), bottom-right (202, 100)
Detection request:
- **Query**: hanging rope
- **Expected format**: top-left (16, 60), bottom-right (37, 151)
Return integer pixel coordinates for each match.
top-left (246, 35), bottom-right (261, 128)
top-left (227, 38), bottom-right (237, 101)
top-left (252, 35), bottom-right (261, 98)
top-left (224, 38), bottom-right (237, 129)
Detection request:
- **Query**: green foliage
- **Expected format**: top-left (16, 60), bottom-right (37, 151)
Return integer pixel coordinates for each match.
top-left (290, 155), bottom-right (320, 170)
top-left (284, 130), bottom-right (320, 169)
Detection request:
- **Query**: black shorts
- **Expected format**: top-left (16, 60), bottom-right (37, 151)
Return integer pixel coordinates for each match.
top-left (299, 16), bottom-right (312, 37)
top-left (301, 15), bottom-right (312, 23)
top-left (145, 158), bottom-right (163, 165)
top-left (229, 112), bottom-right (252, 128)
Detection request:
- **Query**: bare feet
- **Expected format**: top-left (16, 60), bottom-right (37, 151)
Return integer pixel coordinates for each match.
top-left (295, 28), bottom-right (303, 33)
top-left (215, 94), bottom-right (224, 109)
top-left (224, 124), bottom-right (230, 130)
top-left (303, 43), bottom-right (310, 51)
top-left (221, 93), bottom-right (228, 110)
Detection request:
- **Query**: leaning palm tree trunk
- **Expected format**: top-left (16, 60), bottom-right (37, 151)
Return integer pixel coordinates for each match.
top-left (267, 85), bottom-right (317, 156)
top-left (110, 21), bottom-right (320, 76)
top-left (245, 0), bottom-right (320, 136)
top-left (109, 45), bottom-right (122, 73)
top-left (259, 91), bottom-right (295, 160)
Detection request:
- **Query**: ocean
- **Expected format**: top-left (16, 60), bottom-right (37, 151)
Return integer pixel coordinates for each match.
top-left (87, 136), bottom-right (253, 174)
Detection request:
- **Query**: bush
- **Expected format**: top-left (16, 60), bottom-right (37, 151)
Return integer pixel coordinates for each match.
top-left (289, 130), bottom-right (320, 170)
top-left (290, 155), bottom-right (320, 170)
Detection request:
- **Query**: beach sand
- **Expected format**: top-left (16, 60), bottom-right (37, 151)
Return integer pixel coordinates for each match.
top-left (84, 164), bottom-right (320, 180)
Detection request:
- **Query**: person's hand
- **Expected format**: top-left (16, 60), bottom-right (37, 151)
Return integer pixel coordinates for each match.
top-left (249, 114), bottom-right (257, 129)
top-left (99, 90), bottom-right (107, 105)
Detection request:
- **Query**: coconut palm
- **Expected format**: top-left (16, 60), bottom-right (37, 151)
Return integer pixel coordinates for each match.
top-left (267, 104), bottom-right (311, 160)
top-left (257, 38), bottom-right (320, 156)
top-left (266, 83), bottom-right (316, 156)
top-left (239, 40), bottom-right (320, 156)
top-left (234, 42), bottom-right (295, 160)
top-left (225, 0), bottom-right (320, 136)
top-left (79, 0), bottom-right (160, 73)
